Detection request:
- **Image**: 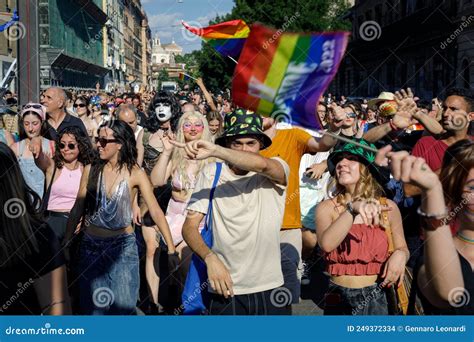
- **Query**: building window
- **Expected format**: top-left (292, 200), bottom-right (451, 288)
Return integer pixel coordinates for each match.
top-left (39, 5), bottom-right (49, 25)
top-left (40, 27), bottom-right (49, 46)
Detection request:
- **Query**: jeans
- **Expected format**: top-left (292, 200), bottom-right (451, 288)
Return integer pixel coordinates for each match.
top-left (78, 233), bottom-right (139, 315)
top-left (280, 229), bottom-right (302, 305)
top-left (324, 281), bottom-right (388, 315)
top-left (208, 288), bottom-right (291, 315)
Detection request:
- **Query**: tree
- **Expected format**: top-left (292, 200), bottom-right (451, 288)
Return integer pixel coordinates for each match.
top-left (157, 68), bottom-right (170, 89)
top-left (196, 0), bottom-right (352, 92)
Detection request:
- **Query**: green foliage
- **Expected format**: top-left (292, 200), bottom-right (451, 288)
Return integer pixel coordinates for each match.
top-left (157, 68), bottom-right (170, 88)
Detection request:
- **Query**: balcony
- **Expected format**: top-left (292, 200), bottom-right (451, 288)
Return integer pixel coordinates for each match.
top-left (71, 0), bottom-right (107, 24)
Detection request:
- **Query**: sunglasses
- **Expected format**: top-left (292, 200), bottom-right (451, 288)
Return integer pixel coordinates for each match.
top-left (95, 137), bottom-right (118, 147)
top-left (346, 112), bottom-right (357, 118)
top-left (24, 103), bottom-right (43, 110)
top-left (183, 122), bottom-right (204, 131)
top-left (74, 103), bottom-right (86, 108)
top-left (59, 142), bottom-right (77, 150)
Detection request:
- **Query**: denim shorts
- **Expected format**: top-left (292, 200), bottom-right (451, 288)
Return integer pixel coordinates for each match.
top-left (78, 233), bottom-right (139, 315)
top-left (324, 281), bottom-right (388, 315)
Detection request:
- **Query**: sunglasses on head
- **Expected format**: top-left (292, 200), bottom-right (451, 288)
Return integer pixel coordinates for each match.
top-left (95, 137), bottom-right (118, 147)
top-left (24, 103), bottom-right (43, 110)
top-left (59, 142), bottom-right (77, 150)
top-left (74, 103), bottom-right (86, 108)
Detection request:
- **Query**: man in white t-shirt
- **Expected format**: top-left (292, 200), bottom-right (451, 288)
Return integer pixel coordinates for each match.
top-left (178, 109), bottom-right (291, 315)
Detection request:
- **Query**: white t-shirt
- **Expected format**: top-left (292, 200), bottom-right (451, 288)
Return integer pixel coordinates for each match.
top-left (188, 158), bottom-right (290, 295)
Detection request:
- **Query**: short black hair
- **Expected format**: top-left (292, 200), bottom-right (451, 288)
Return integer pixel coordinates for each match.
top-left (417, 99), bottom-right (431, 111)
top-left (445, 88), bottom-right (474, 112)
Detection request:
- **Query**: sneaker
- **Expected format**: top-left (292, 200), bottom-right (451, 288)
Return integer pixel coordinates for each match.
top-left (301, 262), bottom-right (311, 285)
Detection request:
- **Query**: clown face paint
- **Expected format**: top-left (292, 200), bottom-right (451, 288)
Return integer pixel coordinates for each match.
top-left (155, 103), bottom-right (172, 122)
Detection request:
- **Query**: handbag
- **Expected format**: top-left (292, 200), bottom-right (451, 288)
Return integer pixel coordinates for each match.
top-left (182, 162), bottom-right (222, 315)
top-left (380, 197), bottom-right (424, 315)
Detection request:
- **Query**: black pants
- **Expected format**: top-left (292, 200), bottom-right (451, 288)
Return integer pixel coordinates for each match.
top-left (45, 211), bottom-right (70, 243)
top-left (208, 289), bottom-right (291, 315)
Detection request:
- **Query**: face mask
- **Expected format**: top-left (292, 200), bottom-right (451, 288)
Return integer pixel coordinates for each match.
top-left (154, 103), bottom-right (172, 122)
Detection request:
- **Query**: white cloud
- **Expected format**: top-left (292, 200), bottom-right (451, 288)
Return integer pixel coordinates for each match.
top-left (148, 12), bottom-right (182, 30)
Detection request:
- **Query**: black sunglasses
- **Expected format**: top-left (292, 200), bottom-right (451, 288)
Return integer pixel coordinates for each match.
top-left (59, 142), bottom-right (77, 150)
top-left (74, 103), bottom-right (86, 108)
top-left (95, 137), bottom-right (118, 147)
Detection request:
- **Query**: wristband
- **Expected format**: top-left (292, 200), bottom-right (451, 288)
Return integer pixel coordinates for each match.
top-left (346, 202), bottom-right (357, 218)
top-left (417, 207), bottom-right (450, 230)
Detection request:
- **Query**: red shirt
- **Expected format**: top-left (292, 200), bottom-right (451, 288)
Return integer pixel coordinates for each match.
top-left (411, 136), bottom-right (448, 172)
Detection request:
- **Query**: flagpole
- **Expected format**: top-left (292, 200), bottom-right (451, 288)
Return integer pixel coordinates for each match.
top-left (319, 130), bottom-right (379, 153)
top-left (227, 55), bottom-right (238, 64)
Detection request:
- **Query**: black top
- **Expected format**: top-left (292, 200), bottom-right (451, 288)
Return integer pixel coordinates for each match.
top-left (414, 252), bottom-right (474, 315)
top-left (44, 113), bottom-right (88, 141)
top-left (0, 223), bottom-right (65, 315)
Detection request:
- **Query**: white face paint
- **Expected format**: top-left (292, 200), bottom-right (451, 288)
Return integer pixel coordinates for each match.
top-left (155, 103), bottom-right (172, 122)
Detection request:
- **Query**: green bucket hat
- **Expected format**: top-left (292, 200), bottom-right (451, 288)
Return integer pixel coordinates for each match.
top-left (215, 108), bottom-right (272, 150)
top-left (327, 138), bottom-right (389, 185)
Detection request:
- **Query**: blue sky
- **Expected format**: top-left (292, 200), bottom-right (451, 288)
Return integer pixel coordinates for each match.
top-left (142, 0), bottom-right (235, 53)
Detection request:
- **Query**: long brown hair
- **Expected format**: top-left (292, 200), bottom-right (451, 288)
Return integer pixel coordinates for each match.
top-left (440, 139), bottom-right (474, 210)
top-left (329, 162), bottom-right (385, 207)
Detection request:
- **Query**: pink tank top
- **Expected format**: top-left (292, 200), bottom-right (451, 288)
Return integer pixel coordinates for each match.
top-left (47, 167), bottom-right (82, 211)
top-left (324, 223), bottom-right (389, 276)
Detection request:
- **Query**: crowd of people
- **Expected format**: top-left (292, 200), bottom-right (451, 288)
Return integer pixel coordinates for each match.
top-left (0, 80), bottom-right (472, 316)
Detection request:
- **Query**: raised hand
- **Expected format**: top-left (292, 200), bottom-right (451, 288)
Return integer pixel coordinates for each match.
top-left (351, 199), bottom-right (392, 227)
top-left (157, 130), bottom-right (174, 153)
top-left (392, 88), bottom-right (417, 129)
top-left (170, 139), bottom-right (217, 160)
top-left (328, 103), bottom-right (347, 130)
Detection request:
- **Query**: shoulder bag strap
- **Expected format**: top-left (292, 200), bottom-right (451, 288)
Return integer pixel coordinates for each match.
top-left (41, 166), bottom-right (57, 212)
top-left (379, 197), bottom-right (395, 254)
top-left (202, 163), bottom-right (222, 247)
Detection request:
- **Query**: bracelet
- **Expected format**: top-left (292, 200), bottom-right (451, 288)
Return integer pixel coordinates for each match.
top-left (389, 119), bottom-right (399, 132)
top-left (203, 251), bottom-right (214, 262)
top-left (41, 300), bottom-right (66, 314)
top-left (417, 207), bottom-right (450, 230)
top-left (346, 202), bottom-right (357, 218)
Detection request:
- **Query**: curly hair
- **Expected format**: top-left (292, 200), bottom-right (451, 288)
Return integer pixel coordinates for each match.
top-left (54, 126), bottom-right (95, 169)
top-left (146, 91), bottom-right (182, 133)
top-left (329, 162), bottom-right (385, 207)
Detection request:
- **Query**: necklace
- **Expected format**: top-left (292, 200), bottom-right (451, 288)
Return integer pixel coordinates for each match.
top-left (456, 232), bottom-right (474, 244)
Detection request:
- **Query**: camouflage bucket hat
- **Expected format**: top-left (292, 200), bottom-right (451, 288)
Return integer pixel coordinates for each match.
top-left (327, 138), bottom-right (389, 185)
top-left (215, 108), bottom-right (272, 150)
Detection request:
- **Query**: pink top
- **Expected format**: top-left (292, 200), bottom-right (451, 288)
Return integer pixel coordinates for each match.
top-left (324, 223), bottom-right (389, 276)
top-left (47, 167), bottom-right (82, 211)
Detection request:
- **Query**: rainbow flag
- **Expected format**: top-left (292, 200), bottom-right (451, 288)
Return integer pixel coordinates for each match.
top-left (179, 72), bottom-right (191, 81)
top-left (232, 24), bottom-right (349, 130)
top-left (182, 20), bottom-right (250, 58)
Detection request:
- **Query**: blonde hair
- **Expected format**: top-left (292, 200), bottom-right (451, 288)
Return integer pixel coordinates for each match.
top-left (328, 163), bottom-right (385, 207)
top-left (170, 111), bottom-right (212, 196)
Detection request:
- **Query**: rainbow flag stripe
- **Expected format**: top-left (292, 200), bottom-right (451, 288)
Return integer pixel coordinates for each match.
top-left (232, 24), bottom-right (349, 130)
top-left (178, 72), bottom-right (190, 81)
top-left (182, 20), bottom-right (250, 58)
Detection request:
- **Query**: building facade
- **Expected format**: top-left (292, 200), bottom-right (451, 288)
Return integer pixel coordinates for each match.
top-left (329, 0), bottom-right (474, 99)
top-left (39, 0), bottom-right (109, 89)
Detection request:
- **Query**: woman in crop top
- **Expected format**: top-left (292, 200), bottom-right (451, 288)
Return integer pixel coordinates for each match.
top-left (149, 111), bottom-right (213, 306)
top-left (65, 120), bottom-right (177, 315)
top-left (316, 139), bottom-right (409, 315)
top-left (30, 126), bottom-right (94, 243)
